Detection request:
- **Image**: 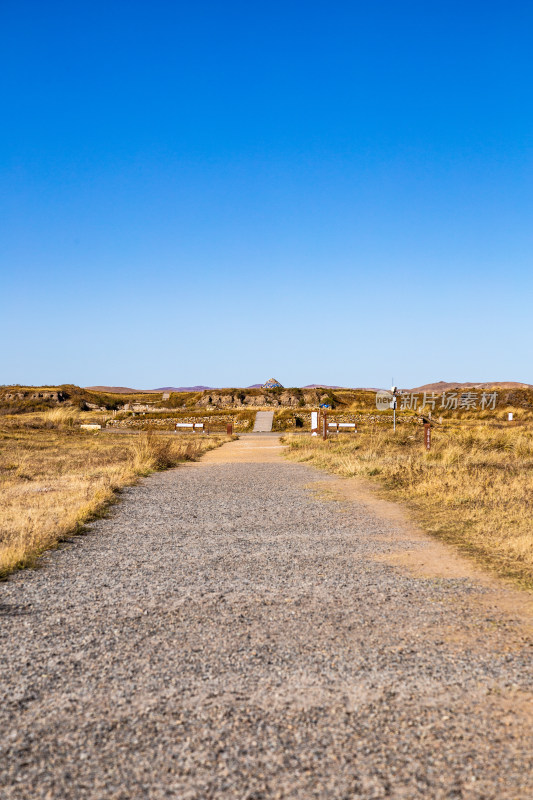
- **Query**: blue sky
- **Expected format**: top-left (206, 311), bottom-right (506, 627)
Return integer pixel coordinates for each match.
top-left (2, 1), bottom-right (532, 388)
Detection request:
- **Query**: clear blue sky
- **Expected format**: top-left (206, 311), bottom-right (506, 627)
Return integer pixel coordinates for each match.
top-left (2, 1), bottom-right (532, 389)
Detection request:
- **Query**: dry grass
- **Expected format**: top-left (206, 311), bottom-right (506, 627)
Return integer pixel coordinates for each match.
top-left (0, 406), bottom-right (85, 429)
top-left (284, 422), bottom-right (533, 588)
top-left (0, 426), bottom-right (230, 578)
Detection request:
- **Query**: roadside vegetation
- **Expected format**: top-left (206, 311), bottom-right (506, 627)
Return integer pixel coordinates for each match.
top-left (0, 410), bottom-right (230, 578)
top-left (283, 421), bottom-right (533, 589)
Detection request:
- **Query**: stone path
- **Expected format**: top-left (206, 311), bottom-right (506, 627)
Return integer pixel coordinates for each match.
top-left (253, 410), bottom-right (274, 432)
top-left (0, 435), bottom-right (532, 799)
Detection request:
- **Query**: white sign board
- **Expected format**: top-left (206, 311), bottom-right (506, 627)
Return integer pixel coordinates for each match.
top-left (311, 411), bottom-right (318, 436)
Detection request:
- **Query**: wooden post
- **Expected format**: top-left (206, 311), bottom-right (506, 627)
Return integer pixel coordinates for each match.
top-left (323, 412), bottom-right (327, 440)
top-left (227, 423), bottom-right (233, 436)
top-left (424, 423), bottom-right (431, 451)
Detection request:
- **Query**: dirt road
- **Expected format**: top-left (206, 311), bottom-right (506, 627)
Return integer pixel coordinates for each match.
top-left (0, 434), bottom-right (531, 799)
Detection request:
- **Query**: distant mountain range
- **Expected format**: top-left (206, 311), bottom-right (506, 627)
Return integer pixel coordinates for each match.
top-left (86, 386), bottom-right (159, 394)
top-left (247, 384), bottom-right (344, 389)
top-left (86, 380), bottom-right (533, 395)
top-left (87, 385), bottom-right (213, 393)
top-left (86, 384), bottom-right (347, 393)
top-left (156, 386), bottom-right (213, 392)
top-left (408, 380), bottom-right (533, 392)
top-left (302, 384), bottom-right (343, 389)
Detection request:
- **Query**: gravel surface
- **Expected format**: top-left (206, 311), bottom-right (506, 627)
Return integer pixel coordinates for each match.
top-left (0, 436), bottom-right (532, 799)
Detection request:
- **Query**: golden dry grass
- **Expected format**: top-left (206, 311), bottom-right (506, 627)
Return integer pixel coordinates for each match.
top-left (0, 424), bottom-right (230, 578)
top-left (284, 422), bottom-right (533, 588)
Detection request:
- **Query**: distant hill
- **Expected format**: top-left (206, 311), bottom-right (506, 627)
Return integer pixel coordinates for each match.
top-left (88, 383), bottom-right (348, 393)
top-left (85, 386), bottom-right (161, 394)
top-left (303, 384), bottom-right (343, 389)
top-left (248, 383), bottom-right (346, 389)
top-left (409, 380), bottom-right (533, 392)
top-left (156, 386), bottom-right (213, 392)
top-left (86, 385), bottom-right (214, 394)
top-left (87, 381), bottom-right (533, 396)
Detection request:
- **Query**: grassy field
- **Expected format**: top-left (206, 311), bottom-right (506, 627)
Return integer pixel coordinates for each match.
top-left (0, 409), bottom-right (230, 578)
top-left (283, 421), bottom-right (533, 589)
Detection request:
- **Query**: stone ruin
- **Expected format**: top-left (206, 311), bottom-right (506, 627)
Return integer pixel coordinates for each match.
top-left (262, 378), bottom-right (283, 389)
top-left (4, 390), bottom-right (65, 401)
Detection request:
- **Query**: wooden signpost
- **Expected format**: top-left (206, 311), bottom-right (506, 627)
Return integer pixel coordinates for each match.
top-left (424, 423), bottom-right (431, 451)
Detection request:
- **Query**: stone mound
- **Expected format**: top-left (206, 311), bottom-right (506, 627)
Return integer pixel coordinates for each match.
top-left (262, 378), bottom-right (284, 389)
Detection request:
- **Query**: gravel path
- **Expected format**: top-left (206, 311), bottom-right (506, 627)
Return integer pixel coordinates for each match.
top-left (1, 435), bottom-right (532, 799)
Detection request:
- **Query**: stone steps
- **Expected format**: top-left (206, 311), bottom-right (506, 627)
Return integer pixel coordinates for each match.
top-left (253, 411), bottom-right (274, 432)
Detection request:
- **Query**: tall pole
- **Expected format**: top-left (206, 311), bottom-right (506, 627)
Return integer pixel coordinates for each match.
top-left (391, 385), bottom-right (398, 432)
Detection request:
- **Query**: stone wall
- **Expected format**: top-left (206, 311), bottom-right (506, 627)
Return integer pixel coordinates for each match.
top-left (107, 414), bottom-right (253, 432)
